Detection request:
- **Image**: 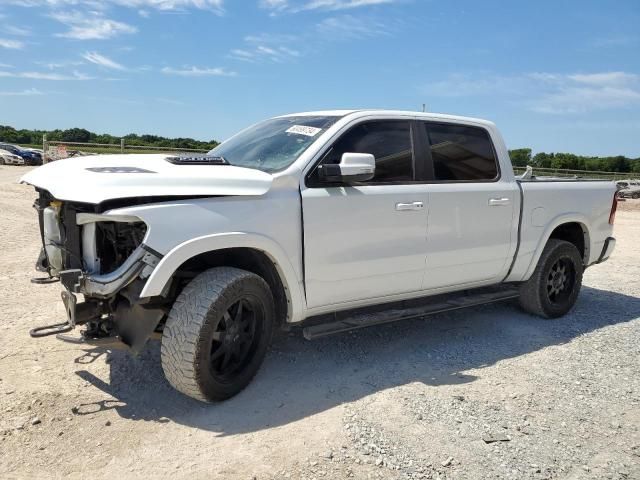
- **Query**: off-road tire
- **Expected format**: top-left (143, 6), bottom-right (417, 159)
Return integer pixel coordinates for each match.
top-left (161, 267), bottom-right (275, 402)
top-left (518, 239), bottom-right (584, 319)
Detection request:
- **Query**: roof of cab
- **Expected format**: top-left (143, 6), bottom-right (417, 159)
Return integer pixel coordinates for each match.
top-left (279, 109), bottom-right (495, 128)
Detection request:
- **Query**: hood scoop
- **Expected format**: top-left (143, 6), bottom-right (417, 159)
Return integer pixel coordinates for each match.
top-left (165, 155), bottom-right (229, 165)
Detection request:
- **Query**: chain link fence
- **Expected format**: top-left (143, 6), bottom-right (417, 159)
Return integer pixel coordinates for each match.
top-left (42, 136), bottom-right (208, 162)
top-left (512, 166), bottom-right (640, 181)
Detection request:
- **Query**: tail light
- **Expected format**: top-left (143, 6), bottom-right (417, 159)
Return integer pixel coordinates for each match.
top-left (609, 192), bottom-right (618, 225)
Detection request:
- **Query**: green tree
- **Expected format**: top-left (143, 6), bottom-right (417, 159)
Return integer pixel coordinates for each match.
top-left (61, 128), bottom-right (91, 143)
top-left (509, 148), bottom-right (532, 167)
top-left (532, 152), bottom-right (554, 168)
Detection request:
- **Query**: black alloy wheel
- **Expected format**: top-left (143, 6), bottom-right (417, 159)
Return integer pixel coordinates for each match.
top-left (209, 296), bottom-right (263, 381)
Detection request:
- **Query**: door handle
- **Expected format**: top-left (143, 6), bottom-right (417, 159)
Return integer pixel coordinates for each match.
top-left (488, 197), bottom-right (510, 206)
top-left (396, 201), bottom-right (424, 211)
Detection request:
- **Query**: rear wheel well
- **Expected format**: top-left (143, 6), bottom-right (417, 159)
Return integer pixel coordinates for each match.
top-left (548, 222), bottom-right (588, 263)
top-left (167, 248), bottom-right (289, 327)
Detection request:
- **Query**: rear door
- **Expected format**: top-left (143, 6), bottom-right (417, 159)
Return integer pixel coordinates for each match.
top-left (301, 120), bottom-right (429, 309)
top-left (417, 122), bottom-right (518, 290)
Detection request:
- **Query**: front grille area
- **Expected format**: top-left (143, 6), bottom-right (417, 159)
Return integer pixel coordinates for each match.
top-left (35, 190), bottom-right (146, 277)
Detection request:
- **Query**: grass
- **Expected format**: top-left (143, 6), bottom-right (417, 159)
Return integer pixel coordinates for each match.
top-left (18, 143), bottom-right (208, 156)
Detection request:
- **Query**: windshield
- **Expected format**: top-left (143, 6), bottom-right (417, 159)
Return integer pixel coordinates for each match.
top-left (208, 115), bottom-right (340, 173)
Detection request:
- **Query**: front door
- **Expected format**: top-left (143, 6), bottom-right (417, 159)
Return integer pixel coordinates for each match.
top-left (301, 120), bottom-right (429, 309)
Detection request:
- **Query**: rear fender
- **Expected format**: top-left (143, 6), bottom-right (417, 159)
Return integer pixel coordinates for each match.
top-left (507, 213), bottom-right (591, 282)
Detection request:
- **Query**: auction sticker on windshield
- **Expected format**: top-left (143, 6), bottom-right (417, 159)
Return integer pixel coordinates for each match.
top-left (286, 125), bottom-right (322, 137)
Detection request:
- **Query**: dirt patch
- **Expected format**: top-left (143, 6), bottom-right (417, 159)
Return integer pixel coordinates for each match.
top-left (1, 165), bottom-right (638, 479)
top-left (618, 197), bottom-right (640, 211)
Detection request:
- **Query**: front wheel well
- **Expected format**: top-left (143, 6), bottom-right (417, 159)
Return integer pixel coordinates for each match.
top-left (548, 222), bottom-right (588, 263)
top-left (165, 248), bottom-right (289, 327)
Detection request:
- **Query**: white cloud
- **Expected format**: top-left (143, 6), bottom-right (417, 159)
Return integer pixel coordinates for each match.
top-left (0, 70), bottom-right (93, 80)
top-left (51, 11), bottom-right (137, 39)
top-left (230, 13), bottom-right (393, 64)
top-left (82, 51), bottom-right (126, 70)
top-left (229, 33), bottom-right (302, 63)
top-left (529, 71), bottom-right (640, 113)
top-left (9, 1), bottom-right (225, 41)
top-left (423, 71), bottom-right (640, 114)
top-left (230, 45), bottom-right (299, 63)
top-left (7, 0), bottom-right (224, 13)
top-left (567, 71), bottom-right (638, 87)
top-left (261, 0), bottom-right (396, 13)
top-left (35, 60), bottom-right (84, 69)
top-left (229, 49), bottom-right (256, 62)
top-left (303, 0), bottom-right (395, 10)
top-left (114, 0), bottom-right (223, 12)
top-left (161, 66), bottom-right (236, 76)
top-left (532, 87), bottom-right (640, 114)
top-left (259, 0), bottom-right (288, 10)
top-left (0, 38), bottom-right (25, 49)
top-left (316, 14), bottom-right (389, 39)
top-left (0, 88), bottom-right (44, 96)
top-left (5, 25), bottom-right (32, 36)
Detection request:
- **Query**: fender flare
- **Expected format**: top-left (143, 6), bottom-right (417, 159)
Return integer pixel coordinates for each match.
top-left (140, 232), bottom-right (306, 323)
top-left (520, 213), bottom-right (591, 281)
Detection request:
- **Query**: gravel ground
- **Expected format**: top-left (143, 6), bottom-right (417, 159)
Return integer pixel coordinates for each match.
top-left (0, 165), bottom-right (638, 480)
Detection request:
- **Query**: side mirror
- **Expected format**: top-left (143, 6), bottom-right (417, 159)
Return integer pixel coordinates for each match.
top-left (318, 152), bottom-right (375, 183)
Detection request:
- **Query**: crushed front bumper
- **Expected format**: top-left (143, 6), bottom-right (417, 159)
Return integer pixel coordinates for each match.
top-left (29, 244), bottom-right (164, 353)
top-left (56, 244), bottom-right (160, 298)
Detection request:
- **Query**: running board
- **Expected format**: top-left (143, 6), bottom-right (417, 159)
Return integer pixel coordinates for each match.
top-left (302, 287), bottom-right (520, 340)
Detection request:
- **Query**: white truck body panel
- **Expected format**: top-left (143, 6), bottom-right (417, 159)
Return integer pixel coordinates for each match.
top-left (506, 180), bottom-right (616, 282)
top-left (21, 110), bottom-right (616, 325)
top-left (20, 154), bottom-right (273, 203)
top-left (302, 184), bottom-right (429, 308)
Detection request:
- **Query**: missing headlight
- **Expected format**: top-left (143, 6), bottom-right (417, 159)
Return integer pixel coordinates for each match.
top-left (95, 221), bottom-right (147, 274)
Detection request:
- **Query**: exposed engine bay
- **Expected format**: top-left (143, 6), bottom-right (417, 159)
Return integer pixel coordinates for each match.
top-left (31, 189), bottom-right (165, 353)
top-left (94, 221), bottom-right (147, 275)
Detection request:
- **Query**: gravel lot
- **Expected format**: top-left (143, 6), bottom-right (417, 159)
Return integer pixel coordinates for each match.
top-left (0, 165), bottom-right (638, 480)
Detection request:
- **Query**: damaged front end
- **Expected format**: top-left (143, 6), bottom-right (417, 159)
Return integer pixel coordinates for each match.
top-left (30, 191), bottom-right (165, 353)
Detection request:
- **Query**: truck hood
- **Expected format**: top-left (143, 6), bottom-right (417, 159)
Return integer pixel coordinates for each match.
top-left (20, 154), bottom-right (274, 204)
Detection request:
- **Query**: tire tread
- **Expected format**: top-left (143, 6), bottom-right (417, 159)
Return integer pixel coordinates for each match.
top-left (161, 267), bottom-right (270, 402)
top-left (518, 239), bottom-right (583, 319)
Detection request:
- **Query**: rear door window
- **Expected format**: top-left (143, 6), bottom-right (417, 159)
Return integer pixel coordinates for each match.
top-left (423, 123), bottom-right (498, 181)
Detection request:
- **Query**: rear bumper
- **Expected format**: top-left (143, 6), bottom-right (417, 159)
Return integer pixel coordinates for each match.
top-left (596, 237), bottom-right (616, 264)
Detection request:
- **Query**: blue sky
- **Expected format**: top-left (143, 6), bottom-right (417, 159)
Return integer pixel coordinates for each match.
top-left (0, 0), bottom-right (639, 156)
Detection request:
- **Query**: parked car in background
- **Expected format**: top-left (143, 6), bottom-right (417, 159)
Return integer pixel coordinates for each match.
top-left (0, 148), bottom-right (25, 165)
top-left (618, 180), bottom-right (640, 199)
top-left (0, 143), bottom-right (42, 166)
top-left (24, 148), bottom-right (44, 155)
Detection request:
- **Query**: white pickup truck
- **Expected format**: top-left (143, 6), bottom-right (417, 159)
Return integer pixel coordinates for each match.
top-left (22, 110), bottom-right (617, 402)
